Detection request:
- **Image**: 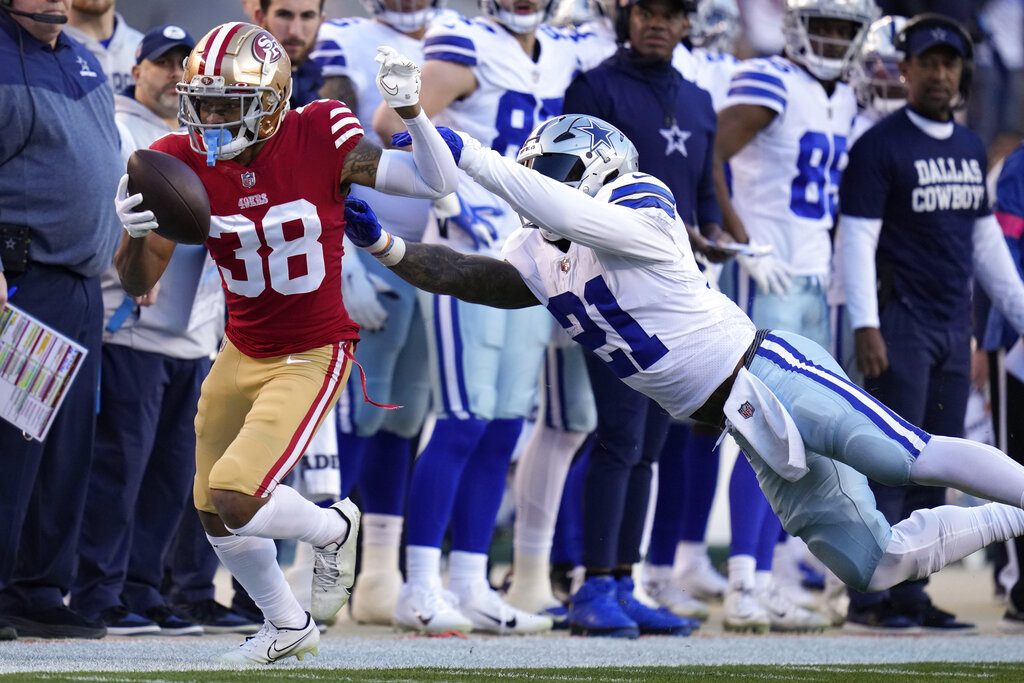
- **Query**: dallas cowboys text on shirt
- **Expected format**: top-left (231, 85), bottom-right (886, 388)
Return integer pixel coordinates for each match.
top-left (911, 157), bottom-right (985, 212)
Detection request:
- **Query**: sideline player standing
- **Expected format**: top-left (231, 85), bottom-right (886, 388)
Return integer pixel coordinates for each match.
top-left (374, 0), bottom-right (595, 636)
top-left (350, 113), bottom-right (1024, 617)
top-left (712, 0), bottom-right (877, 633)
top-left (839, 14), bottom-right (1019, 633)
top-left (113, 24), bottom-right (458, 664)
top-left (309, 0), bottom-right (444, 626)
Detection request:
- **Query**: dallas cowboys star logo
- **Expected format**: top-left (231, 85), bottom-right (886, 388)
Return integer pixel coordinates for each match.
top-left (578, 119), bottom-right (615, 154)
top-left (659, 124), bottom-right (691, 157)
top-left (4, 238), bottom-right (15, 250)
top-left (76, 56), bottom-right (97, 78)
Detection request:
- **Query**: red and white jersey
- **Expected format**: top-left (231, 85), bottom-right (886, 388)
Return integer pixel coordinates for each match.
top-left (151, 100), bottom-right (363, 358)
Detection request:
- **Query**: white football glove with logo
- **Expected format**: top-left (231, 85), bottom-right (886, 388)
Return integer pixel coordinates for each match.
top-left (342, 239), bottom-right (390, 332)
top-left (115, 173), bottom-right (158, 238)
top-left (375, 46), bottom-right (420, 108)
top-left (739, 249), bottom-right (793, 296)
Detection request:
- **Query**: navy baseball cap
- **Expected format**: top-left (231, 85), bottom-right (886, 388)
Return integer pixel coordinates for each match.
top-left (904, 23), bottom-right (967, 58)
top-left (135, 24), bottom-right (194, 64)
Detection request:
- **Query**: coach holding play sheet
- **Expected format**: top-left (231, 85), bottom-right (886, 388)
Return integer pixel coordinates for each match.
top-left (0, 0), bottom-right (123, 641)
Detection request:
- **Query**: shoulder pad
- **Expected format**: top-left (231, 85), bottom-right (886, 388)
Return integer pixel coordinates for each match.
top-left (596, 173), bottom-right (677, 220)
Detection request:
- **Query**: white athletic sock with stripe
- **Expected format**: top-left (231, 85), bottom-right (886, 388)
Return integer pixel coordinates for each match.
top-left (229, 484), bottom-right (348, 546)
top-left (207, 533), bottom-right (308, 628)
top-left (867, 503), bottom-right (1024, 592)
top-left (911, 435), bottom-right (1024, 508)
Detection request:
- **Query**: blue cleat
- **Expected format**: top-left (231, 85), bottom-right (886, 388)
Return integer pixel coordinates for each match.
top-left (569, 576), bottom-right (639, 638)
top-left (542, 604), bottom-right (570, 630)
top-left (616, 576), bottom-right (696, 636)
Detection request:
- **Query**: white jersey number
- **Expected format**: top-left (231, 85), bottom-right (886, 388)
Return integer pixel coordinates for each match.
top-left (209, 199), bottom-right (326, 297)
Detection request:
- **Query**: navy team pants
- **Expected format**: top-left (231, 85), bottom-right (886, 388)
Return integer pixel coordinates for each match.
top-left (71, 345), bottom-right (208, 617)
top-left (850, 300), bottom-right (971, 611)
top-left (0, 265), bottom-right (102, 613)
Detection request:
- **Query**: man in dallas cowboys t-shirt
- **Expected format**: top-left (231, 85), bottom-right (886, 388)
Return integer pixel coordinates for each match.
top-left (839, 14), bottom-right (1024, 633)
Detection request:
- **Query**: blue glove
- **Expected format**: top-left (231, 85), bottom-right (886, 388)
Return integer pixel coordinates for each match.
top-left (344, 197), bottom-right (383, 248)
top-left (391, 126), bottom-right (463, 165)
top-left (438, 194), bottom-right (501, 250)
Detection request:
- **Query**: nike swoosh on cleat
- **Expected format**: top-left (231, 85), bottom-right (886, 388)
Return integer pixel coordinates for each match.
top-left (416, 612), bottom-right (434, 625)
top-left (482, 612), bottom-right (515, 628)
top-left (266, 632), bottom-right (312, 661)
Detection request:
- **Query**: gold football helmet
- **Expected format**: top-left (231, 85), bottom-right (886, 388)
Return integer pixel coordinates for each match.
top-left (177, 22), bottom-right (293, 163)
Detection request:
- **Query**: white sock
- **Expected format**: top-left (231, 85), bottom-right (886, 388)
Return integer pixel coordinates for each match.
top-left (513, 423), bottom-right (586, 556)
top-left (509, 550), bottom-right (550, 590)
top-left (448, 550), bottom-right (489, 595)
top-left (360, 542), bottom-right (400, 576)
top-left (911, 435), bottom-right (1024, 508)
top-left (361, 513), bottom-right (403, 548)
top-left (867, 502), bottom-right (1024, 592)
top-left (727, 554), bottom-right (756, 590)
top-left (673, 541), bottom-right (707, 574)
top-left (754, 570), bottom-right (772, 593)
top-left (405, 544), bottom-right (442, 588)
top-left (643, 562), bottom-right (672, 585)
top-left (228, 485), bottom-right (348, 547)
top-left (207, 533), bottom-right (307, 628)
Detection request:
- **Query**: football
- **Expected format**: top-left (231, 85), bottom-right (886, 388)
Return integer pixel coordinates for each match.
top-left (127, 149), bottom-right (211, 245)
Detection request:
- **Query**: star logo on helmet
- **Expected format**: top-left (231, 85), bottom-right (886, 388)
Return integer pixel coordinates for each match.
top-left (578, 120), bottom-right (615, 155)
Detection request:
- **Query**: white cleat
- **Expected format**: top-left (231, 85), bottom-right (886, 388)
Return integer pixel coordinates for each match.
top-left (311, 498), bottom-right (360, 622)
top-left (758, 584), bottom-right (830, 633)
top-left (216, 613), bottom-right (319, 665)
top-left (723, 585), bottom-right (770, 634)
top-left (453, 585), bottom-right (554, 635)
top-left (676, 554), bottom-right (729, 602)
top-left (393, 582), bottom-right (473, 634)
top-left (643, 578), bottom-right (710, 621)
top-left (350, 568), bottom-right (403, 625)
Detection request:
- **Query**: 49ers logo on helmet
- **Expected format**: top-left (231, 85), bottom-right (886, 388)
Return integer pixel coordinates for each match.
top-left (252, 31), bottom-right (282, 63)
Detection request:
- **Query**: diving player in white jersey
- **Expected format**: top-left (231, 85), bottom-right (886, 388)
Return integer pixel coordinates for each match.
top-left (373, 0), bottom-right (598, 636)
top-left (711, 0), bottom-right (878, 633)
top-left (309, 0), bottom-right (445, 628)
top-left (353, 113), bottom-right (1024, 622)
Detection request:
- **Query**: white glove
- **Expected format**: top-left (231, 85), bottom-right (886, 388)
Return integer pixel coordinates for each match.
top-left (740, 250), bottom-right (793, 296)
top-left (342, 243), bottom-right (389, 331)
top-left (375, 46), bottom-right (420, 108)
top-left (115, 173), bottom-right (158, 239)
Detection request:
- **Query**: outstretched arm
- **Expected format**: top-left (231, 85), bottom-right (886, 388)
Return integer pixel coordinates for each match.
top-left (393, 242), bottom-right (539, 309)
top-left (344, 197), bottom-right (538, 309)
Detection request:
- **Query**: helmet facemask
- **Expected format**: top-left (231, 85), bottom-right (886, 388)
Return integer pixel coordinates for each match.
top-left (782, 0), bottom-right (877, 82)
top-left (847, 15), bottom-right (908, 116)
top-left (361, 0), bottom-right (442, 34)
top-left (177, 23), bottom-right (292, 166)
top-left (479, 0), bottom-right (556, 34)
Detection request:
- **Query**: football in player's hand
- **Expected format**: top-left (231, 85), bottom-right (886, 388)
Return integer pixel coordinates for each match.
top-left (127, 149), bottom-right (210, 245)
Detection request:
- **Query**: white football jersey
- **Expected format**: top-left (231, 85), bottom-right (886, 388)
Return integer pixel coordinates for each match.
top-left (500, 171), bottom-right (755, 419)
top-left (421, 17), bottom-right (597, 255)
top-left (724, 56), bottom-right (857, 277)
top-left (64, 13), bottom-right (143, 96)
top-left (574, 17), bottom-right (616, 72)
top-left (690, 48), bottom-right (741, 111)
top-left (311, 17), bottom-right (435, 241)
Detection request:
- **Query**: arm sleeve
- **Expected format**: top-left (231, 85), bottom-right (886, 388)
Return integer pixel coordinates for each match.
top-left (839, 214), bottom-right (883, 329)
top-left (374, 111), bottom-right (459, 198)
top-left (973, 213), bottom-right (1024, 335)
top-left (462, 147), bottom-right (678, 262)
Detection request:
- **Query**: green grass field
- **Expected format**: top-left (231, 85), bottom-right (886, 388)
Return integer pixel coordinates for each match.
top-left (3, 663), bottom-right (1024, 683)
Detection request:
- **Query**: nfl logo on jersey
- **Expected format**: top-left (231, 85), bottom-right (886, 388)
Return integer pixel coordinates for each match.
top-left (241, 171), bottom-right (256, 188)
top-left (738, 401), bottom-right (755, 419)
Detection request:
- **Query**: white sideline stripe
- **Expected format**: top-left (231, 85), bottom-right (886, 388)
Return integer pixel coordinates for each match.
top-left (202, 22), bottom-right (243, 76)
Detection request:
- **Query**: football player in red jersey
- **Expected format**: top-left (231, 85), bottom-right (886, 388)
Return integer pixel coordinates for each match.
top-left (112, 23), bottom-right (458, 665)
